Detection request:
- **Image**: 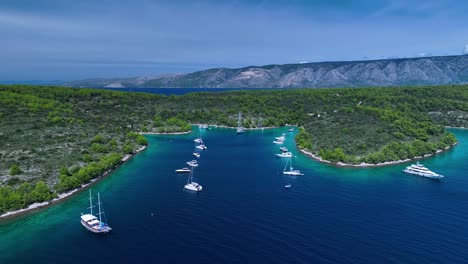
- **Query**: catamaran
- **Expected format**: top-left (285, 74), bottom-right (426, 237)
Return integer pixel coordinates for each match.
top-left (184, 165), bottom-right (203, 191)
top-left (186, 160), bottom-right (199, 167)
top-left (282, 156), bottom-right (304, 176)
top-left (80, 190), bottom-right (112, 234)
top-left (236, 111), bottom-right (245, 134)
top-left (403, 163), bottom-right (443, 179)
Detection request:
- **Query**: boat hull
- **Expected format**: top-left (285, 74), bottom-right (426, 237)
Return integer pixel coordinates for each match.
top-left (403, 169), bottom-right (444, 179)
top-left (184, 182), bottom-right (203, 192)
top-left (80, 220), bottom-right (112, 234)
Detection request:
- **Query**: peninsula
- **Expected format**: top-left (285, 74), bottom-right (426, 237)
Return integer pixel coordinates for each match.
top-left (0, 84), bottom-right (467, 217)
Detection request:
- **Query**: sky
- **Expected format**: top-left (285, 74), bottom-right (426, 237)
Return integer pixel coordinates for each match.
top-left (1, 0), bottom-right (467, 81)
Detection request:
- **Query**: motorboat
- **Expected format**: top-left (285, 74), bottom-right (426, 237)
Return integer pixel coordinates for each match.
top-left (193, 152), bottom-right (200, 158)
top-left (175, 167), bottom-right (191, 173)
top-left (403, 163), bottom-right (443, 179)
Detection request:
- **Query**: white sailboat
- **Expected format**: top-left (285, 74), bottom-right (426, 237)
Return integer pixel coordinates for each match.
top-left (80, 190), bottom-right (112, 234)
top-left (236, 111), bottom-right (245, 134)
top-left (184, 165), bottom-right (203, 191)
top-left (276, 151), bottom-right (293, 158)
top-left (282, 156), bottom-right (304, 176)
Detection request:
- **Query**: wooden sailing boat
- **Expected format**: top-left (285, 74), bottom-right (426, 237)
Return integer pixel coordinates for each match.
top-left (80, 190), bottom-right (112, 234)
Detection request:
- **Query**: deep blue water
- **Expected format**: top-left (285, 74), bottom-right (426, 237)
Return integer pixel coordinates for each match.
top-left (0, 127), bottom-right (468, 263)
top-left (102, 87), bottom-right (286, 95)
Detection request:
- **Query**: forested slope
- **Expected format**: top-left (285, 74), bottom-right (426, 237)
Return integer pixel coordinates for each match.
top-left (0, 85), bottom-right (467, 213)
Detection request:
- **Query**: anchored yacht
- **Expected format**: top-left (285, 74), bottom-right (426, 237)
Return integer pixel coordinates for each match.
top-left (403, 163), bottom-right (443, 179)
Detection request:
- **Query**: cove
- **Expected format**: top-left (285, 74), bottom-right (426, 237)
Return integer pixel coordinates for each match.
top-left (0, 127), bottom-right (467, 263)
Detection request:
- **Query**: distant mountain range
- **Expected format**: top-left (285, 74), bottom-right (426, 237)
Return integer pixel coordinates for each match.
top-left (10, 55), bottom-right (468, 89)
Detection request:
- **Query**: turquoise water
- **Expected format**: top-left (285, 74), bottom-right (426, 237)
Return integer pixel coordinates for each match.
top-left (0, 128), bottom-right (467, 263)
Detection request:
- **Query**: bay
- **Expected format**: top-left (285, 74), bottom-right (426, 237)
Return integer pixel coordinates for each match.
top-left (0, 127), bottom-right (467, 263)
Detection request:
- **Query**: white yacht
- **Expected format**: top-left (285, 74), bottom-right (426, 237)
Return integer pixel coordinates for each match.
top-left (273, 140), bottom-right (284, 145)
top-left (403, 163), bottom-right (443, 179)
top-left (287, 128), bottom-right (295, 132)
top-left (194, 138), bottom-right (203, 144)
top-left (193, 152), bottom-right (200, 158)
top-left (280, 147), bottom-right (288, 152)
top-left (276, 152), bottom-right (293, 158)
top-left (199, 124), bottom-right (208, 129)
top-left (282, 156), bottom-right (303, 176)
top-left (275, 136), bottom-right (285, 141)
top-left (175, 167), bottom-right (191, 173)
top-left (80, 190), bottom-right (112, 234)
top-left (184, 165), bottom-right (202, 192)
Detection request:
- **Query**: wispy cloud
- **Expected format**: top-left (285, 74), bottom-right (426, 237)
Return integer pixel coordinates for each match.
top-left (1, 0), bottom-right (468, 80)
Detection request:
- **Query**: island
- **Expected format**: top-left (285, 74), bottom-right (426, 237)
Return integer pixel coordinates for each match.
top-left (0, 84), bottom-right (467, 217)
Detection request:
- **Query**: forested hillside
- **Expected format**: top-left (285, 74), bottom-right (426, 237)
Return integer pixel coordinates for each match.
top-left (0, 84), bottom-right (467, 213)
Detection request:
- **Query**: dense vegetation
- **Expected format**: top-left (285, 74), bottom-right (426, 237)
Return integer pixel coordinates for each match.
top-left (0, 84), bottom-right (467, 214)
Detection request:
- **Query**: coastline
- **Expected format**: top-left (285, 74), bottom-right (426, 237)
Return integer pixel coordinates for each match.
top-left (0, 145), bottom-right (147, 221)
top-left (140, 124), bottom-right (294, 135)
top-left (298, 142), bottom-right (458, 168)
top-left (140, 131), bottom-right (191, 135)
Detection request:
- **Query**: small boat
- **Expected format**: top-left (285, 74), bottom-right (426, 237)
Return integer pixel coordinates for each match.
top-left (195, 144), bottom-right (207, 150)
top-left (276, 152), bottom-right (293, 158)
top-left (194, 138), bottom-right (203, 144)
top-left (184, 166), bottom-right (202, 192)
top-left (236, 111), bottom-right (245, 134)
top-left (287, 128), bottom-right (295, 132)
top-left (80, 190), bottom-right (112, 234)
top-left (273, 140), bottom-right (284, 145)
top-left (275, 136), bottom-right (285, 141)
top-left (282, 133), bottom-right (287, 136)
top-left (193, 152), bottom-right (200, 158)
top-left (280, 147), bottom-right (288, 152)
top-left (199, 124), bottom-right (208, 129)
top-left (403, 162), bottom-right (443, 179)
top-left (284, 184), bottom-right (291, 188)
top-left (175, 167), bottom-right (191, 173)
top-left (282, 156), bottom-right (304, 176)
top-left (186, 160), bottom-right (199, 167)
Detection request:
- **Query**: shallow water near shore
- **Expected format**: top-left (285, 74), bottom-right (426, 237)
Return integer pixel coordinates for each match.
top-left (0, 127), bottom-right (467, 263)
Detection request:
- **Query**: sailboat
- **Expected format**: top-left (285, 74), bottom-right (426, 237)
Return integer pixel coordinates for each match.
top-left (80, 190), bottom-right (112, 234)
top-left (236, 111), bottom-right (245, 134)
top-left (184, 165), bottom-right (203, 191)
top-left (282, 156), bottom-right (304, 176)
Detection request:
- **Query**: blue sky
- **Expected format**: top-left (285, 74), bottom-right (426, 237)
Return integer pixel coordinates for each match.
top-left (1, 0), bottom-right (467, 80)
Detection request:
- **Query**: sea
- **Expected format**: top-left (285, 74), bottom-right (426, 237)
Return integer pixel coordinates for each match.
top-left (0, 125), bottom-right (467, 263)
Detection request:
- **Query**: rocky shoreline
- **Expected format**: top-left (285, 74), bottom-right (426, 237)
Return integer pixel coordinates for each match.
top-left (299, 142), bottom-right (458, 167)
top-left (0, 145), bottom-right (147, 221)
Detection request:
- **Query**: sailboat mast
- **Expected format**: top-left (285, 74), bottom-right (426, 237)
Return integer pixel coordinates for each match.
top-left (283, 157), bottom-right (289, 171)
top-left (98, 193), bottom-right (102, 223)
top-left (89, 189), bottom-right (93, 215)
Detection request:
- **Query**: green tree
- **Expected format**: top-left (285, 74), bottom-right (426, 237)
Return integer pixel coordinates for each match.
top-left (9, 164), bottom-right (22, 176)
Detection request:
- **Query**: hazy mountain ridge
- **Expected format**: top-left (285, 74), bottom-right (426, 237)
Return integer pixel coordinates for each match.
top-left (62, 55), bottom-right (468, 88)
